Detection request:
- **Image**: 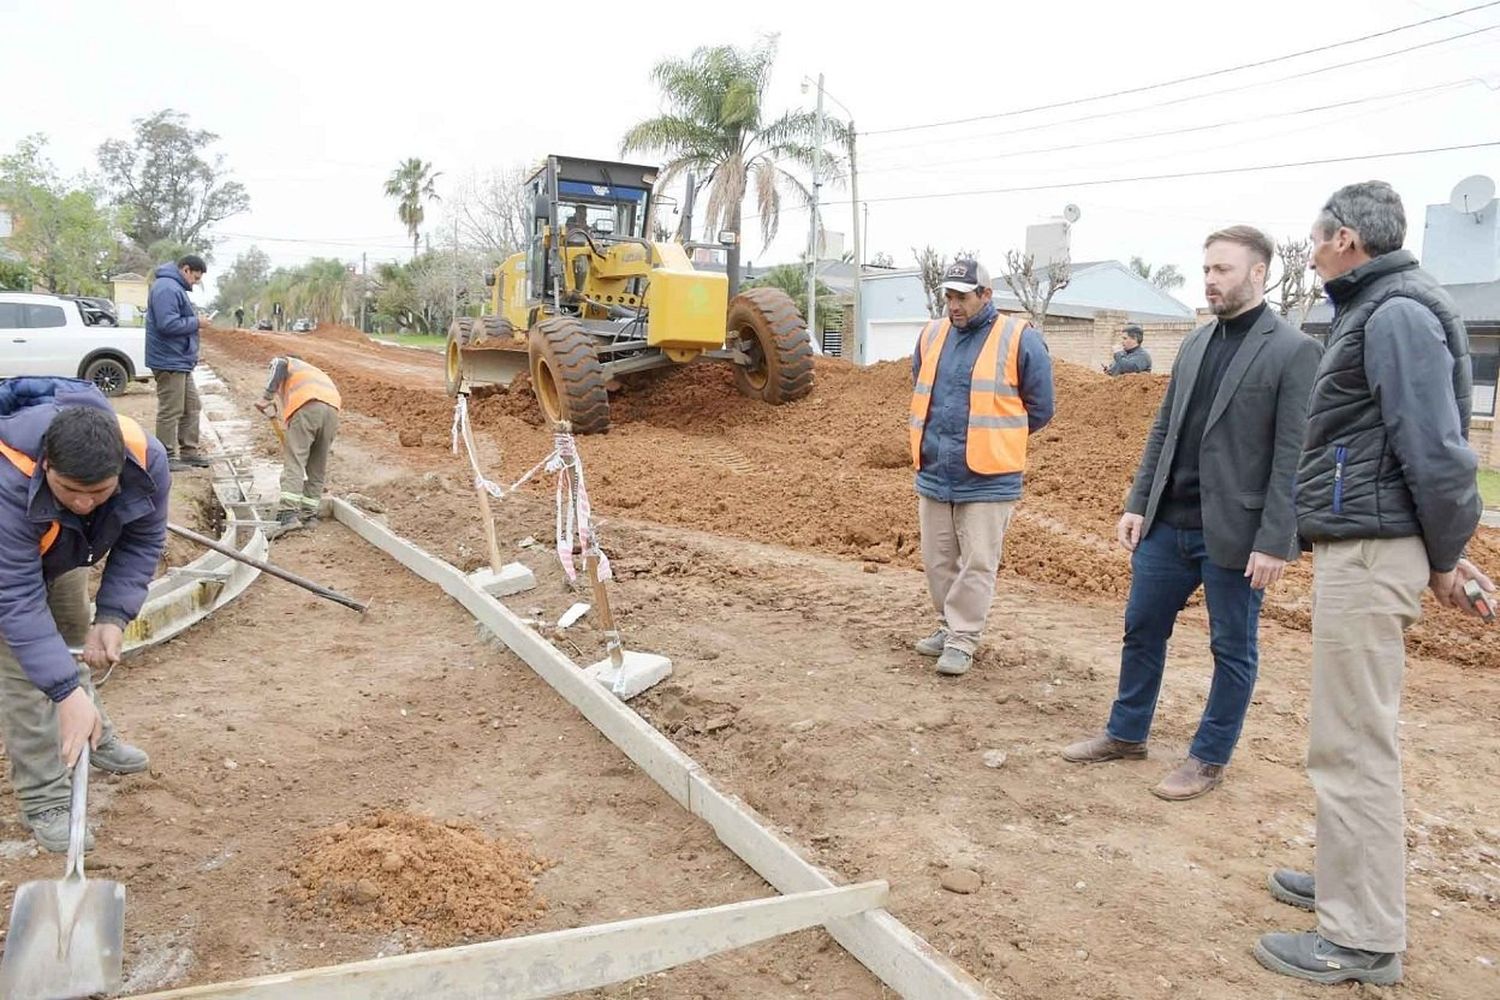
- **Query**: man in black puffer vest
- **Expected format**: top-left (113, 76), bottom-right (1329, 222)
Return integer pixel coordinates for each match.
top-left (1256, 181), bottom-right (1494, 987)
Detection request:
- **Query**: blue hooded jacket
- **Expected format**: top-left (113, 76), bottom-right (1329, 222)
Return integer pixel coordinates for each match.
top-left (145, 262), bottom-right (201, 372)
top-left (911, 303), bottom-right (1056, 503)
top-left (0, 377), bottom-right (171, 701)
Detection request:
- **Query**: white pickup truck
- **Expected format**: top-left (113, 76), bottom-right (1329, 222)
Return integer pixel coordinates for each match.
top-left (0, 291), bottom-right (149, 396)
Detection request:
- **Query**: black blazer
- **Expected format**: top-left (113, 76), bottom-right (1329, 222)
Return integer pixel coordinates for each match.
top-left (1125, 308), bottom-right (1323, 569)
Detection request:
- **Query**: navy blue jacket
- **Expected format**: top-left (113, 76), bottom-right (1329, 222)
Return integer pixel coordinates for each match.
top-left (145, 262), bottom-right (201, 372)
top-left (0, 378), bottom-right (171, 701)
top-left (912, 303), bottom-right (1056, 503)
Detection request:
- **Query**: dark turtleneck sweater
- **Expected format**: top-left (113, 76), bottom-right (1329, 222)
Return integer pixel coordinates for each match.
top-left (1159, 300), bottom-right (1268, 530)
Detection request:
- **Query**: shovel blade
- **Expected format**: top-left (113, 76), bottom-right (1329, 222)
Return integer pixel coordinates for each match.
top-left (0, 877), bottom-right (126, 1000)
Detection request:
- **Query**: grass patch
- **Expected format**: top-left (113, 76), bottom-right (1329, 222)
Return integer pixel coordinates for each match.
top-left (1479, 468), bottom-right (1500, 509)
top-left (369, 333), bottom-right (445, 352)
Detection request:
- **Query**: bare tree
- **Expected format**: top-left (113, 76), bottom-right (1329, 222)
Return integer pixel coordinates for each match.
top-left (447, 163), bottom-right (534, 261)
top-left (1002, 250), bottom-right (1072, 333)
top-left (1264, 238), bottom-right (1323, 324)
top-left (912, 245), bottom-right (978, 318)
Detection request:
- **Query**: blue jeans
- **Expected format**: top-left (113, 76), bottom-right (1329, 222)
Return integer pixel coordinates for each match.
top-left (1106, 523), bottom-right (1265, 766)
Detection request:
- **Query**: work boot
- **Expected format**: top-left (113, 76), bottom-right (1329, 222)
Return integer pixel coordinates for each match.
top-left (1254, 932), bottom-right (1401, 986)
top-left (90, 734), bottom-right (149, 774)
top-left (1267, 869), bottom-right (1316, 911)
top-left (179, 453), bottom-right (212, 468)
top-left (935, 646), bottom-right (972, 676)
top-left (1150, 757), bottom-right (1224, 800)
top-left (914, 628), bottom-right (948, 657)
top-left (1061, 732), bottom-right (1148, 763)
top-left (22, 806), bottom-right (95, 853)
top-left (270, 509), bottom-right (303, 538)
top-left (168, 458), bottom-right (194, 473)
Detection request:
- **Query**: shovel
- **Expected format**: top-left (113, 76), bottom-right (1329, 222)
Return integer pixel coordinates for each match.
top-left (0, 745), bottom-right (126, 999)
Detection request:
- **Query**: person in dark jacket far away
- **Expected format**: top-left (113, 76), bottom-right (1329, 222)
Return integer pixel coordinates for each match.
top-left (1104, 323), bottom-right (1153, 375)
top-left (1255, 180), bottom-right (1494, 988)
top-left (0, 378), bottom-right (166, 853)
top-left (908, 258), bottom-right (1055, 678)
top-left (146, 253), bottom-right (209, 473)
top-left (1061, 225), bottom-right (1322, 801)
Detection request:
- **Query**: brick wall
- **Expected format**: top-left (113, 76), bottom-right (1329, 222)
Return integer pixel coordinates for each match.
top-left (1474, 417), bottom-right (1497, 470)
top-left (1020, 308), bottom-right (1198, 374)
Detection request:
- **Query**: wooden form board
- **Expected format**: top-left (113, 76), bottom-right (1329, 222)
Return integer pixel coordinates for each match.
top-left (329, 499), bottom-right (991, 1000)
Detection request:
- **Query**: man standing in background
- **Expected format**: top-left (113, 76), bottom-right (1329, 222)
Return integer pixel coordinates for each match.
top-left (145, 253), bottom-right (209, 473)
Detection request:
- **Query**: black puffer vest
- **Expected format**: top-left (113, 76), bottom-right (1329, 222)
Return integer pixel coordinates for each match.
top-left (1295, 251), bottom-right (1471, 542)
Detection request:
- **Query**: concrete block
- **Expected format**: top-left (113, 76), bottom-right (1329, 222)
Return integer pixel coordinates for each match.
top-left (585, 650), bottom-right (673, 700)
top-left (468, 562), bottom-right (537, 597)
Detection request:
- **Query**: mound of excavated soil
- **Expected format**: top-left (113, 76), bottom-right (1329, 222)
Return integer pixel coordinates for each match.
top-left (287, 811), bottom-right (550, 945)
top-left (202, 324), bottom-right (1499, 668)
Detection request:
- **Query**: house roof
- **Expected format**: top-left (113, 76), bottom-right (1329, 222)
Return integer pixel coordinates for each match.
top-left (109, 272), bottom-right (148, 281)
top-left (1304, 278), bottom-right (1500, 327)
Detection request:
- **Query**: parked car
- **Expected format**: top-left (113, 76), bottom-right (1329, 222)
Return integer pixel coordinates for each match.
top-left (255, 318), bottom-right (273, 331)
top-left (0, 292), bottom-right (149, 396)
top-left (63, 294), bottom-right (119, 326)
top-left (291, 317), bottom-right (315, 332)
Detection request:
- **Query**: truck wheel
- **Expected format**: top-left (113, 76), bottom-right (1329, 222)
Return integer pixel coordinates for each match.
top-left (445, 318), bottom-right (475, 397)
top-left (527, 316), bottom-right (610, 434)
top-left (84, 356), bottom-right (131, 396)
top-left (727, 287), bottom-right (814, 404)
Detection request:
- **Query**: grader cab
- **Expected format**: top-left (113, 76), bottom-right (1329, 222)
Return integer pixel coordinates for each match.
top-left (444, 155), bottom-right (813, 433)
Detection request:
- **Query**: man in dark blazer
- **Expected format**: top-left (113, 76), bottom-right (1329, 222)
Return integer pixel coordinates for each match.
top-left (1062, 225), bottom-right (1323, 800)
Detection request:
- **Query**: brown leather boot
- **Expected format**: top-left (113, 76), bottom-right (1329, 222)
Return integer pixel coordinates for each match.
top-left (1061, 732), bottom-right (1148, 763)
top-left (1150, 758), bottom-right (1224, 800)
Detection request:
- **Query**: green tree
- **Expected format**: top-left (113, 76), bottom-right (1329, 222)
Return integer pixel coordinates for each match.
top-left (211, 246), bottom-right (272, 311)
top-left (746, 263), bottom-right (839, 326)
top-left (1128, 256), bottom-right (1186, 291)
top-left (96, 109), bottom-right (249, 254)
top-left (384, 158), bottom-right (441, 260)
top-left (0, 258), bottom-right (30, 291)
top-left (621, 34), bottom-right (844, 291)
top-left (1, 135), bottom-right (124, 294)
top-left (246, 258), bottom-right (354, 326)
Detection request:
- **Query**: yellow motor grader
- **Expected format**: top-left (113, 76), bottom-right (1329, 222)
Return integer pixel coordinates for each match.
top-left (444, 155), bottom-right (813, 433)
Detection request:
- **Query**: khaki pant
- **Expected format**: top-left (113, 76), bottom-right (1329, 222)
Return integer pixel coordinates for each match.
top-left (153, 369), bottom-right (203, 458)
top-left (279, 401), bottom-right (339, 515)
top-left (918, 497), bottom-right (1017, 653)
top-left (0, 569), bottom-right (116, 816)
top-left (1308, 536), bottom-right (1429, 953)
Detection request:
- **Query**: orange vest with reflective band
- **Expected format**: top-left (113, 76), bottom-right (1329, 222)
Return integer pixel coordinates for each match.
top-left (0, 414), bottom-right (149, 556)
top-left (909, 315), bottom-right (1029, 475)
top-left (278, 359), bottom-right (341, 421)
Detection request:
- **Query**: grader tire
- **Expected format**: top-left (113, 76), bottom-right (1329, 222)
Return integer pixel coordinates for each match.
top-left (476, 314), bottom-right (514, 344)
top-left (727, 287), bottom-right (814, 404)
top-left (444, 317), bottom-right (476, 397)
top-left (527, 316), bottom-right (611, 434)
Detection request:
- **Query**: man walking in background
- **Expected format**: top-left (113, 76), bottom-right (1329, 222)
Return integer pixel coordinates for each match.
top-left (909, 258), bottom-right (1054, 677)
top-left (1061, 226), bottom-right (1322, 800)
top-left (146, 253), bottom-right (209, 473)
top-left (1257, 181), bottom-right (1494, 986)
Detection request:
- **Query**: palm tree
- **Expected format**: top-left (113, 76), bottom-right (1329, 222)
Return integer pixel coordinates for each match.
top-left (1129, 256), bottom-right (1186, 291)
top-left (747, 262), bottom-right (839, 323)
top-left (384, 158), bottom-right (441, 260)
top-left (621, 35), bottom-right (845, 290)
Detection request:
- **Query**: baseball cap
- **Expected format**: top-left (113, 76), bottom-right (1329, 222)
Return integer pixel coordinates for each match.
top-left (940, 258), bottom-right (990, 293)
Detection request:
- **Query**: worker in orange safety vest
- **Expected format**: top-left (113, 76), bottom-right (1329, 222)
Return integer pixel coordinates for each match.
top-left (255, 356), bottom-right (341, 535)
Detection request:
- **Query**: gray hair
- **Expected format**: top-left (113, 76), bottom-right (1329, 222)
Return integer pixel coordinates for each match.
top-left (1316, 181), bottom-right (1406, 256)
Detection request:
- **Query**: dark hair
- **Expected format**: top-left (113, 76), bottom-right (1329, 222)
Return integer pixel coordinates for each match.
top-left (178, 253), bottom-right (208, 273)
top-left (1203, 225), bottom-right (1274, 267)
top-left (1123, 323), bottom-right (1144, 342)
top-left (1316, 181), bottom-right (1406, 256)
top-left (42, 406), bottom-right (126, 484)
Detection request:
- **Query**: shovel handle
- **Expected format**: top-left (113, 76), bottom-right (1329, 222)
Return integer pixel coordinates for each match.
top-left (65, 744), bottom-right (89, 880)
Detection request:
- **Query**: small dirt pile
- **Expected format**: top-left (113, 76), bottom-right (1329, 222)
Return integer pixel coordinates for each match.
top-left (288, 811), bottom-right (550, 945)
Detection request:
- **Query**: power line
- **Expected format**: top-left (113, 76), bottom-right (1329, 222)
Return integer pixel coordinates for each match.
top-left (859, 79), bottom-right (1479, 176)
top-left (863, 1), bottom-right (1500, 136)
top-left (818, 140), bottom-right (1500, 208)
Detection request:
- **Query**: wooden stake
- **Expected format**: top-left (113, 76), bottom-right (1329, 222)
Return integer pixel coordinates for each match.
top-left (459, 392), bottom-right (504, 572)
top-left (585, 552), bottom-right (625, 670)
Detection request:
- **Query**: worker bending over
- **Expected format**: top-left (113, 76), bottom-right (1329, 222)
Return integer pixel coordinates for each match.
top-left (256, 356), bottom-right (342, 534)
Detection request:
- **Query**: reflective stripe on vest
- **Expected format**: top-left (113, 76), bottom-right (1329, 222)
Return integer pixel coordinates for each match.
top-left (279, 359), bottom-right (342, 421)
top-left (908, 315), bottom-right (1029, 475)
top-left (0, 414), bottom-right (149, 556)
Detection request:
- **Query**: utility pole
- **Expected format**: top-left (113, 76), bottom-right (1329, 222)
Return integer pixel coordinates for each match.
top-left (848, 121), bottom-right (861, 365)
top-left (359, 252), bottom-right (367, 332)
top-left (806, 73), bottom-right (824, 352)
top-left (451, 216), bottom-right (459, 328)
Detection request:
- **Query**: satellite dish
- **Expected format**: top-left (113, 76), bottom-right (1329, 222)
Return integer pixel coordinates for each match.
top-left (1449, 175), bottom-right (1495, 217)
top-left (1062, 204), bottom-right (1082, 224)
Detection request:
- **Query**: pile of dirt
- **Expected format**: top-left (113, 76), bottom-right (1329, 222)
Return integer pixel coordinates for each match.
top-left (287, 811), bottom-right (550, 946)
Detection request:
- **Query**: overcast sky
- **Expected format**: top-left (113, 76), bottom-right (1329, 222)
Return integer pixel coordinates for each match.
top-left (3, 0), bottom-right (1498, 305)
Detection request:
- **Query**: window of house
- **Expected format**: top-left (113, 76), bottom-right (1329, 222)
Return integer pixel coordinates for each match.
top-left (1471, 334), bottom-right (1498, 419)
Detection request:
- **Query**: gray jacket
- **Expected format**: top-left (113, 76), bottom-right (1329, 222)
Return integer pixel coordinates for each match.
top-left (1126, 308), bottom-right (1323, 568)
top-left (1294, 251), bottom-right (1479, 571)
top-left (1107, 345), bottom-right (1152, 375)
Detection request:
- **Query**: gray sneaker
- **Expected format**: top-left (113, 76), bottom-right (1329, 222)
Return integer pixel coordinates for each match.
top-left (914, 629), bottom-right (948, 657)
top-left (936, 647), bottom-right (972, 676)
top-left (1254, 932), bottom-right (1401, 986)
top-left (22, 806), bottom-right (95, 853)
top-left (91, 734), bottom-right (149, 774)
top-left (1267, 869), bottom-right (1315, 911)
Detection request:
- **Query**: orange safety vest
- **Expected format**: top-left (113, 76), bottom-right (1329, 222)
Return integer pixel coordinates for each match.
top-left (909, 315), bottom-right (1029, 475)
top-left (278, 358), bottom-right (342, 421)
top-left (0, 414), bottom-right (150, 556)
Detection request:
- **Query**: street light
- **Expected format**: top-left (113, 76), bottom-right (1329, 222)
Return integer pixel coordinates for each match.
top-left (800, 74), bottom-right (863, 364)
